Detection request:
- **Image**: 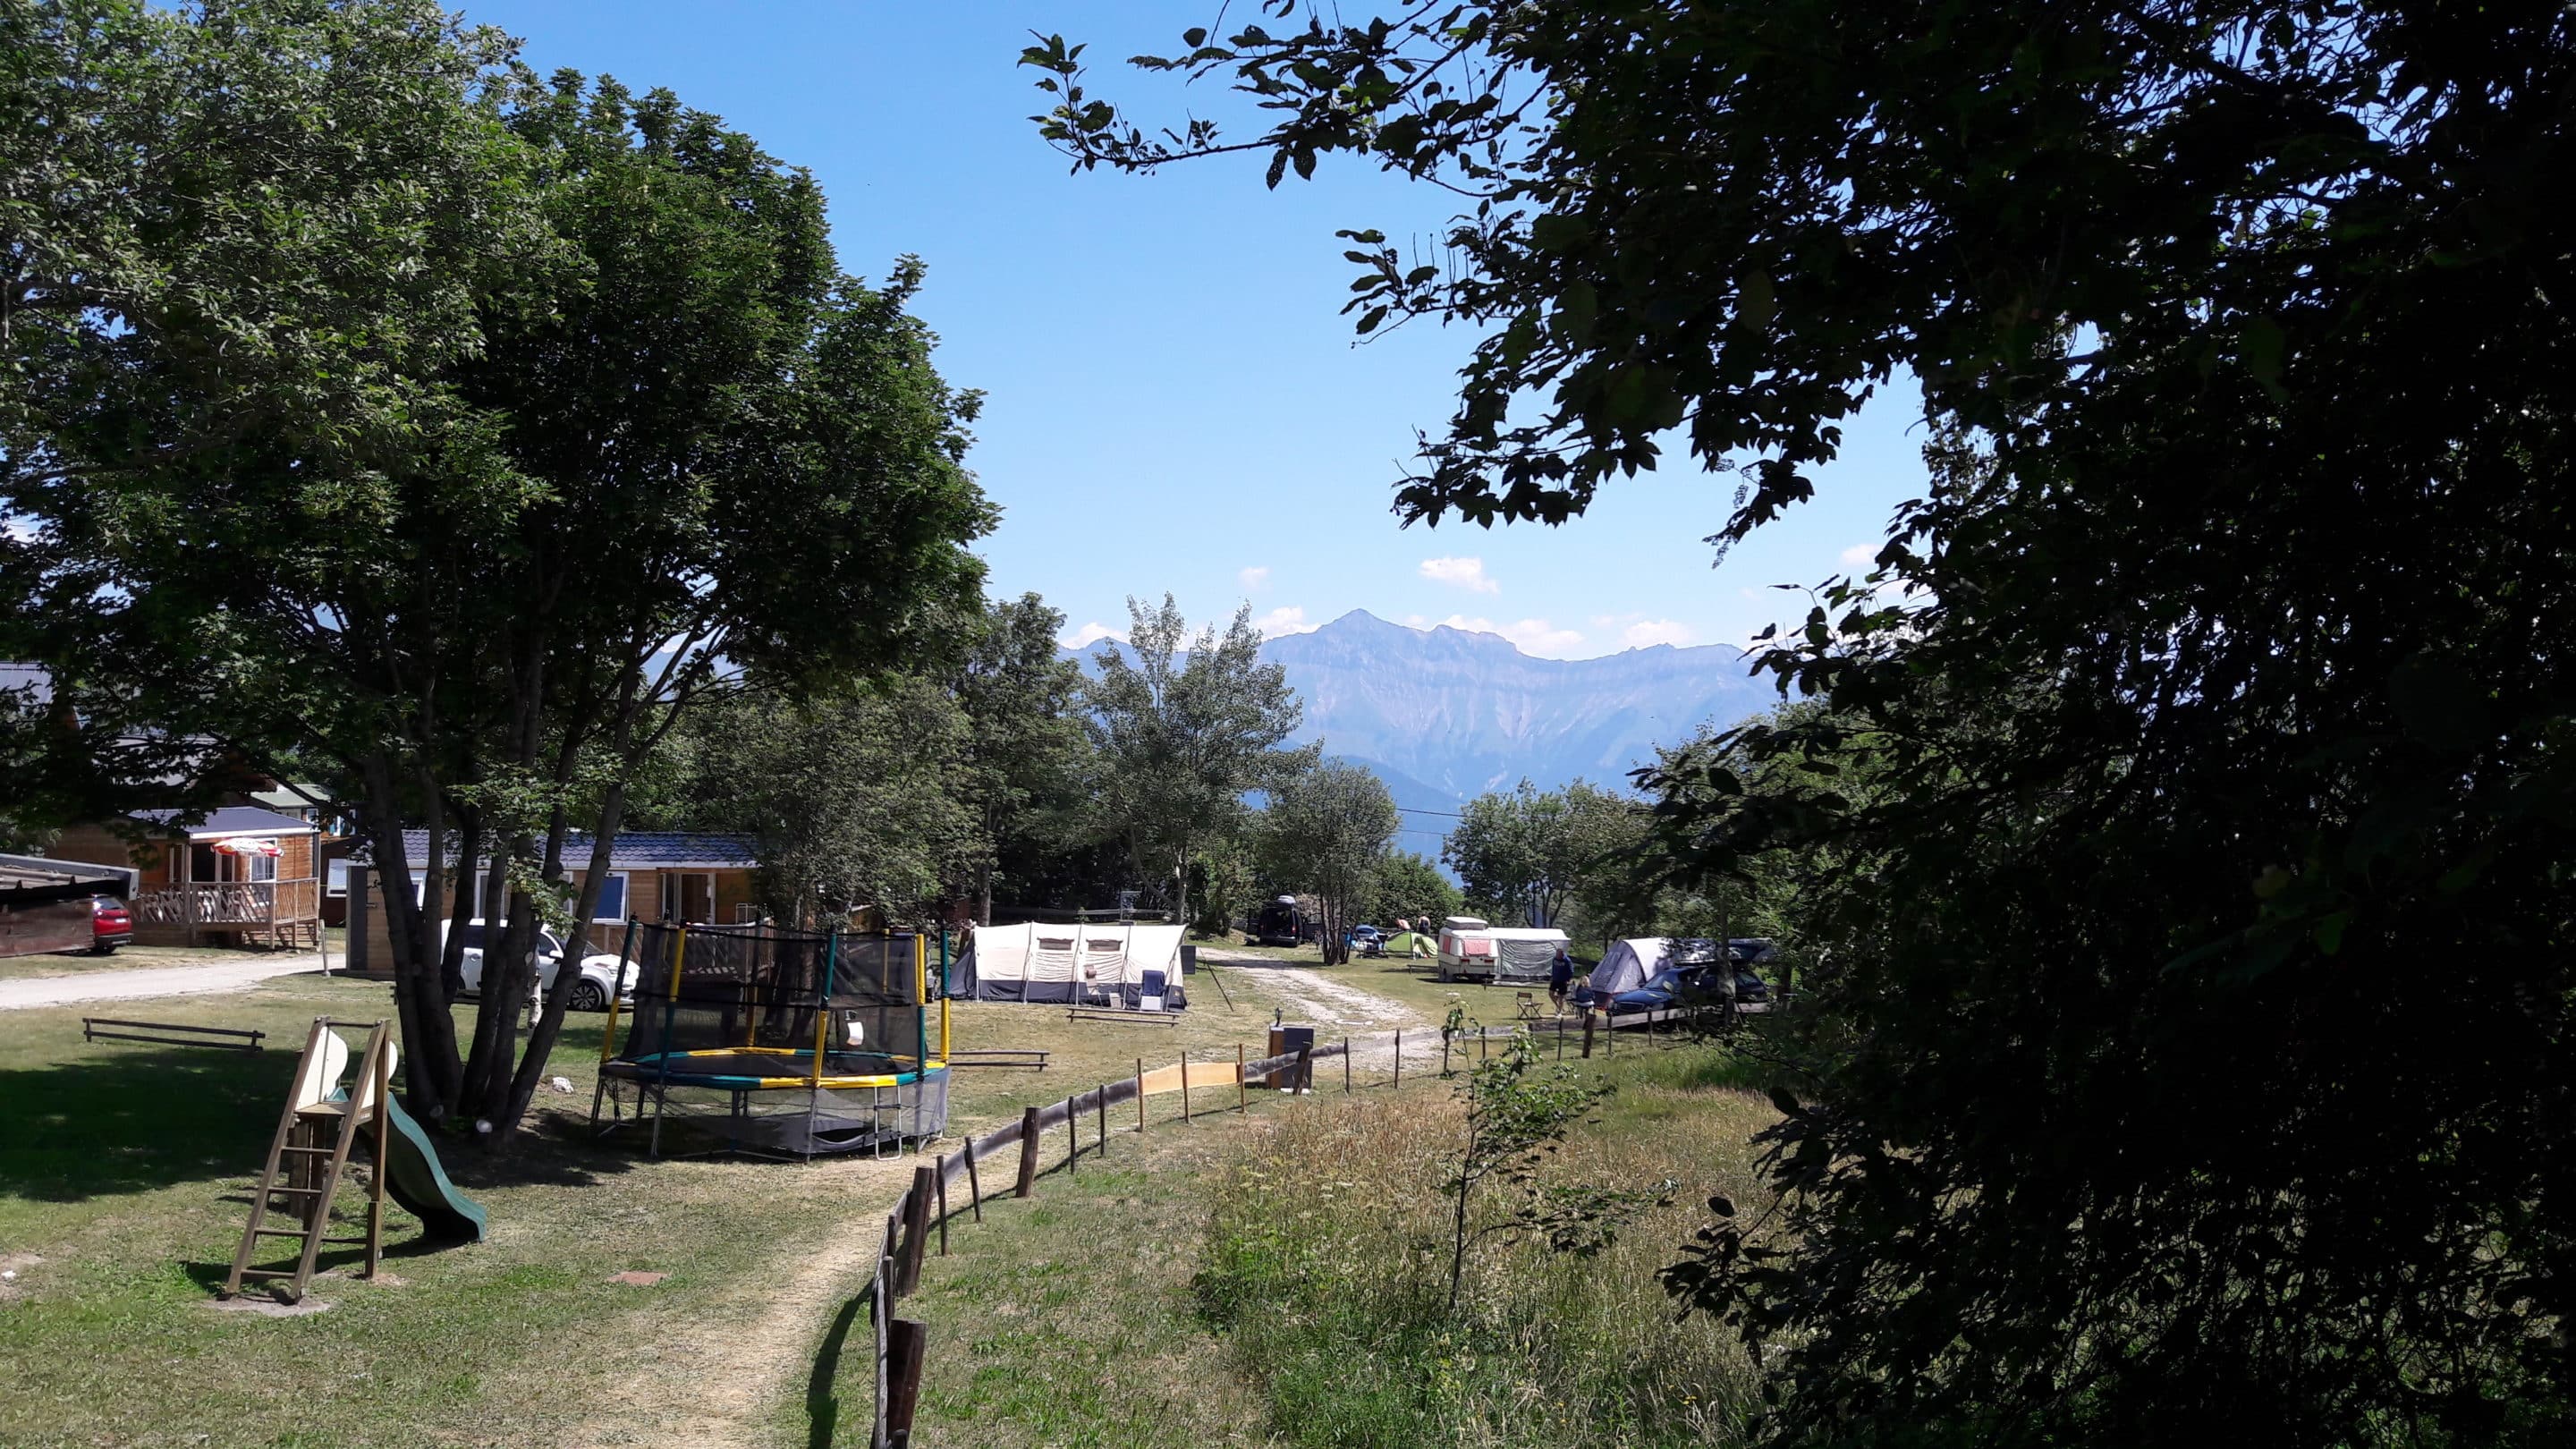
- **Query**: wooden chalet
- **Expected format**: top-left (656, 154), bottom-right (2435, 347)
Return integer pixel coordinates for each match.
top-left (47, 807), bottom-right (325, 949)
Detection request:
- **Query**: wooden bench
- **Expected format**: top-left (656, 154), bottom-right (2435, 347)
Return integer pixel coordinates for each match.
top-left (945, 1048), bottom-right (1053, 1071)
top-left (81, 1018), bottom-right (266, 1052)
top-left (1064, 1006), bottom-right (1181, 1027)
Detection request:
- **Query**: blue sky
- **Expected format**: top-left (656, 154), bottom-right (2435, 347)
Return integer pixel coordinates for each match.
top-left (465, 2), bottom-right (1928, 659)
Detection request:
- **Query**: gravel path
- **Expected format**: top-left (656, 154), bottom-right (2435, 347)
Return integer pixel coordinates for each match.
top-left (0, 952), bottom-right (328, 1011)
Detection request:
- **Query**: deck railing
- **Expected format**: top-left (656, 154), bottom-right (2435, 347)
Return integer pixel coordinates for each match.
top-left (131, 878), bottom-right (319, 927)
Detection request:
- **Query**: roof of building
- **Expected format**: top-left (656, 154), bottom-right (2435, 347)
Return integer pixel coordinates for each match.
top-left (0, 852), bottom-right (131, 902)
top-left (248, 784), bottom-right (326, 813)
top-left (394, 829), bottom-right (760, 872)
top-left (129, 806), bottom-right (321, 838)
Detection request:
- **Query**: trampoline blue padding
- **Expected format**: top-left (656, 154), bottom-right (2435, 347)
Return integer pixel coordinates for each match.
top-left (601, 1047), bottom-right (945, 1090)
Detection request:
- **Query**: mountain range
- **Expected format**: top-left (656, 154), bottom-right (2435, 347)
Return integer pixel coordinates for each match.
top-left (1069, 609), bottom-right (1779, 827)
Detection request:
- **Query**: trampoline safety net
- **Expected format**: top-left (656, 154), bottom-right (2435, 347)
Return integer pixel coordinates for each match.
top-left (589, 922), bottom-right (950, 1160)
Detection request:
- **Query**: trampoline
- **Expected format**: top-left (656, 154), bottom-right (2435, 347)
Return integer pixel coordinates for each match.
top-left (614, 1048), bottom-right (933, 1090)
top-left (589, 923), bottom-right (950, 1160)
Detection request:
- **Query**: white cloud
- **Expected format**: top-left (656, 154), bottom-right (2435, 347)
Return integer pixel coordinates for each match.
top-left (1404, 613), bottom-right (1585, 657)
top-left (1840, 541), bottom-right (1881, 569)
top-left (1622, 618), bottom-right (1698, 648)
top-left (1059, 622), bottom-right (1124, 650)
top-left (1254, 606), bottom-right (1318, 639)
top-left (1238, 565), bottom-right (1271, 591)
top-left (1418, 555), bottom-right (1500, 594)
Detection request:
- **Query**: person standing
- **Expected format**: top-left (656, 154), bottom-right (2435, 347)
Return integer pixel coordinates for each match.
top-left (1548, 945), bottom-right (1576, 1014)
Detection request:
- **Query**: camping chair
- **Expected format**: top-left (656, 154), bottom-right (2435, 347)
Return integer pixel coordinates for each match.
top-left (1514, 991), bottom-right (1541, 1021)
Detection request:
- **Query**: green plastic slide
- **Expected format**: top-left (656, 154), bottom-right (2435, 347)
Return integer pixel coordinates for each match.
top-left (377, 1094), bottom-right (488, 1242)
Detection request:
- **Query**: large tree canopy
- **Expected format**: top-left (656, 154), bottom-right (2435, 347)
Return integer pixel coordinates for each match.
top-left (1084, 596), bottom-right (1310, 924)
top-left (1034, 4), bottom-right (2576, 1445)
top-left (1258, 758), bottom-right (1397, 962)
top-left (2, 1), bottom-right (991, 1135)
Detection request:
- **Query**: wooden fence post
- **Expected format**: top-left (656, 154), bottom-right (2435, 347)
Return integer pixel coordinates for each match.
top-left (1065, 1094), bottom-right (1079, 1177)
top-left (1582, 1011), bottom-right (1596, 1059)
top-left (1135, 1058), bottom-right (1146, 1135)
top-left (935, 1157), bottom-right (949, 1257)
top-left (1394, 1030), bottom-right (1402, 1088)
top-left (1295, 1044), bottom-right (1312, 1095)
top-left (1236, 1044), bottom-right (1247, 1111)
top-left (1015, 1106), bottom-right (1041, 1198)
top-left (886, 1316), bottom-right (927, 1445)
top-left (897, 1165), bottom-right (935, 1295)
top-left (1096, 1083), bottom-right (1107, 1157)
top-left (965, 1142), bottom-right (983, 1222)
top-left (871, 1255), bottom-right (891, 1449)
top-left (1179, 1054), bottom-right (1191, 1123)
top-left (1343, 1038), bottom-right (1352, 1093)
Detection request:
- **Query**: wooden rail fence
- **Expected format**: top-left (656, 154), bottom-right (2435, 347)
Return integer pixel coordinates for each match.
top-left (852, 1028), bottom-right (1401, 1447)
top-left (845, 1004), bottom-right (1727, 1446)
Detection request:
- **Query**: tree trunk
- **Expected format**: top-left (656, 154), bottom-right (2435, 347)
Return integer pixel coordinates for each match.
top-left (496, 783), bottom-right (629, 1138)
top-left (360, 758), bottom-right (462, 1116)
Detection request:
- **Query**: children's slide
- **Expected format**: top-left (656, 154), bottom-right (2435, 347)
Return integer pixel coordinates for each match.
top-left (377, 1093), bottom-right (489, 1242)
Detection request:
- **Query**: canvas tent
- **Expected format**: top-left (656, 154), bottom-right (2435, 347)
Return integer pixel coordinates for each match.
top-left (1589, 937), bottom-right (1679, 997)
top-left (1588, 937), bottom-right (1774, 996)
top-left (955, 921), bottom-right (1189, 1009)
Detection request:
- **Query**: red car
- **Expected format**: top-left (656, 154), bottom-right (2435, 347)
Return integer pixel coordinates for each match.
top-left (88, 894), bottom-right (133, 954)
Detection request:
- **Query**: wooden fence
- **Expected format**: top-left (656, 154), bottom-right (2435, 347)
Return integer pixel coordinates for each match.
top-left (848, 1008), bottom-right (1693, 1446)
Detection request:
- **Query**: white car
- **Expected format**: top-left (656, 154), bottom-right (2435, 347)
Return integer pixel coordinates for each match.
top-left (448, 919), bottom-right (634, 1012)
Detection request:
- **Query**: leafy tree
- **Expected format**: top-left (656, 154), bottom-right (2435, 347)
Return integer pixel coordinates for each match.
top-left (1257, 758), bottom-right (1398, 963)
top-left (1368, 848), bottom-right (1461, 928)
top-left (4, 11), bottom-right (990, 1137)
top-left (665, 678), bottom-right (979, 924)
top-left (1028, 4), bottom-right (2576, 1441)
top-left (1443, 778), bottom-right (1638, 930)
top-left (1084, 595), bottom-right (1310, 925)
top-left (950, 593), bottom-right (1096, 924)
top-left (1183, 835), bottom-right (1259, 938)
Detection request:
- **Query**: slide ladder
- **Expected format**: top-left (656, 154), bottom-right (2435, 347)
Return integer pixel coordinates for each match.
top-left (221, 1018), bottom-right (394, 1303)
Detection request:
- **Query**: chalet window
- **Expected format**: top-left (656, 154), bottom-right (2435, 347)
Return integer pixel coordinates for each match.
top-left (247, 852), bottom-right (276, 884)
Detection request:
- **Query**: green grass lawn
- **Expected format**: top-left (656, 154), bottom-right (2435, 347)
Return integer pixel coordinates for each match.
top-left (0, 961), bottom-right (1423, 1448)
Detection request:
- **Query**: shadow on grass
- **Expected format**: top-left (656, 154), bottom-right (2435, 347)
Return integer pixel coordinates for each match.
top-left (177, 1229), bottom-right (459, 1297)
top-left (0, 1046), bottom-right (642, 1206)
top-left (804, 1284), bottom-right (873, 1449)
top-left (0, 1046), bottom-right (292, 1203)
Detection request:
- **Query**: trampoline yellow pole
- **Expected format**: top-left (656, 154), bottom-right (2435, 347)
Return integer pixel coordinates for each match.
top-left (939, 998), bottom-right (950, 1063)
top-left (813, 928), bottom-right (838, 1089)
top-left (599, 919), bottom-right (638, 1065)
